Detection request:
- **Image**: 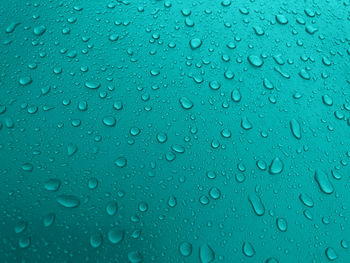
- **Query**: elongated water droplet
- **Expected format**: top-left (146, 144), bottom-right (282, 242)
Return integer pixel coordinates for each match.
top-left (315, 170), bottom-right (334, 194)
top-left (67, 143), bottom-right (78, 156)
top-left (248, 194), bottom-right (265, 216)
top-left (299, 193), bottom-right (314, 207)
top-left (85, 81), bottom-right (101, 89)
top-left (106, 201), bottom-right (118, 216)
top-left (56, 195), bottom-right (80, 208)
top-left (102, 116), bottom-right (116, 127)
top-left (322, 95), bottom-right (333, 106)
top-left (263, 78), bottom-right (274, 90)
top-left (290, 119), bottom-right (301, 139)
top-left (43, 213), bottom-right (55, 227)
top-left (276, 218), bottom-right (288, 232)
top-left (6, 22), bottom-right (20, 33)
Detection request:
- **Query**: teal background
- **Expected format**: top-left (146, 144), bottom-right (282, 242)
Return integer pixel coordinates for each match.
top-left (1, 0), bottom-right (350, 262)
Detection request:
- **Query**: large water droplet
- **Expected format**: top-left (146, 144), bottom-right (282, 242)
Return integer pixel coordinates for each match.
top-left (248, 194), bottom-right (265, 216)
top-left (248, 55), bottom-right (263, 67)
top-left (56, 195), bottom-right (80, 208)
top-left (127, 251), bottom-right (143, 263)
top-left (269, 158), bottom-right (284, 175)
top-left (199, 244), bottom-right (215, 263)
top-left (189, 38), bottom-right (202, 49)
top-left (325, 247), bottom-right (337, 261)
top-left (315, 170), bottom-right (334, 194)
top-left (179, 97), bottom-right (194, 110)
top-left (290, 119), bottom-right (301, 139)
top-left (276, 218), bottom-right (288, 232)
top-left (179, 242), bottom-right (192, 257)
top-left (107, 227), bottom-right (124, 244)
top-left (242, 242), bottom-right (256, 257)
top-left (115, 157), bottom-right (127, 168)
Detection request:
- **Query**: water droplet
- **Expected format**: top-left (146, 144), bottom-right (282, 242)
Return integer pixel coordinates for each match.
top-left (88, 178), bottom-right (98, 190)
top-left (102, 116), bottom-right (116, 127)
top-left (14, 221), bottom-right (27, 234)
top-left (56, 195), bottom-right (80, 208)
top-left (325, 247), bottom-right (337, 261)
top-left (263, 78), bottom-right (274, 90)
top-left (269, 157), bottom-right (284, 175)
top-left (179, 97), bottom-right (194, 110)
top-left (44, 179), bottom-right (61, 192)
top-left (331, 170), bottom-right (342, 180)
top-left (290, 119), bottom-right (301, 139)
top-left (231, 89), bottom-right (241, 102)
top-left (167, 196), bottom-right (177, 208)
top-left (322, 95), bottom-right (333, 106)
top-left (156, 132), bottom-right (168, 143)
top-left (6, 22), bottom-right (20, 33)
top-left (138, 202), bottom-right (148, 212)
top-left (199, 244), bottom-right (215, 263)
top-left (33, 25), bottom-right (46, 36)
top-left (41, 213), bottom-right (55, 228)
top-left (90, 233), bottom-right (103, 248)
top-left (241, 117), bottom-right (253, 130)
top-left (242, 242), bottom-right (256, 257)
top-left (189, 38), bottom-right (202, 49)
top-left (341, 240), bottom-right (349, 249)
top-left (18, 237), bottom-right (31, 249)
top-left (248, 55), bottom-right (263, 67)
top-left (209, 81), bottom-right (221, 91)
top-left (266, 257), bottom-right (279, 263)
top-left (107, 227), bottom-right (124, 244)
top-left (206, 171), bottom-right (217, 179)
top-left (209, 187), bottom-right (221, 200)
top-left (85, 81), bottom-right (101, 89)
top-left (19, 76), bottom-right (32, 86)
top-left (275, 14), bottom-right (288, 24)
top-left (106, 201), bottom-right (118, 216)
top-left (115, 157), bottom-right (127, 168)
top-left (130, 127), bottom-right (141, 136)
top-left (22, 163), bottom-right (33, 172)
top-left (171, 144), bottom-right (185, 153)
top-left (179, 242), bottom-right (192, 257)
top-left (276, 218), bottom-right (288, 232)
top-left (256, 160), bottom-right (267, 171)
top-left (67, 143), bottom-right (78, 156)
top-left (299, 193), bottom-right (314, 207)
top-left (248, 194), bottom-right (265, 216)
top-left (127, 251), bottom-right (143, 263)
top-left (315, 170), bottom-right (334, 194)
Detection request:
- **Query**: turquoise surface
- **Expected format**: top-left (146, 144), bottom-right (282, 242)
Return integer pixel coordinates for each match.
top-left (1, 0), bottom-right (350, 262)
